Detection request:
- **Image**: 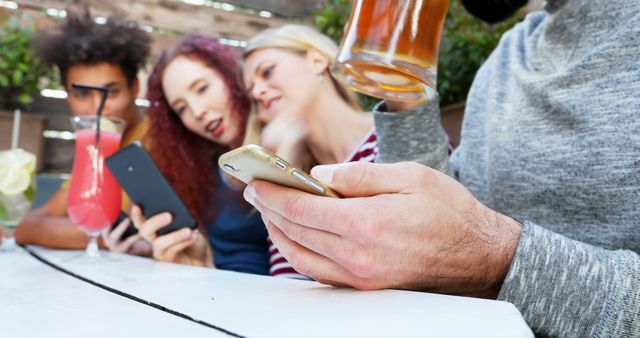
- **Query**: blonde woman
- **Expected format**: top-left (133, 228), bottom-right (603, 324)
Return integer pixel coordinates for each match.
top-left (242, 25), bottom-right (379, 170)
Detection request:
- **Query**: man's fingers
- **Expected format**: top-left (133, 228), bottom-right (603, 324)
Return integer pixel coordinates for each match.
top-left (310, 161), bottom-right (425, 197)
top-left (252, 197), bottom-right (359, 269)
top-left (246, 180), bottom-right (363, 237)
top-left (244, 162), bottom-right (427, 236)
top-left (266, 221), bottom-right (376, 290)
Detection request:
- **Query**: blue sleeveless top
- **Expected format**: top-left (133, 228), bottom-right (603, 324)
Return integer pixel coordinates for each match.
top-left (204, 170), bottom-right (269, 275)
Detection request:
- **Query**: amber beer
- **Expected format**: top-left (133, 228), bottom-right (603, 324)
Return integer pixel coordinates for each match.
top-left (332, 0), bottom-right (448, 102)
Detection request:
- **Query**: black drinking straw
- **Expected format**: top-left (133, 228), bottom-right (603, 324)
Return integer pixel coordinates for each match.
top-left (71, 83), bottom-right (109, 145)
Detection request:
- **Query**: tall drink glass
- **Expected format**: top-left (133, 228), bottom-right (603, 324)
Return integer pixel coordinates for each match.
top-left (67, 116), bottom-right (125, 259)
top-left (332, 0), bottom-right (449, 103)
top-left (0, 149), bottom-right (37, 251)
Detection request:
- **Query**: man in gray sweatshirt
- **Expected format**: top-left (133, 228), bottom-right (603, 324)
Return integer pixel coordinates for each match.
top-left (242, 0), bottom-right (639, 336)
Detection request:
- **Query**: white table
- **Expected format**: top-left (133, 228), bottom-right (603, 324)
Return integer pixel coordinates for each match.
top-left (0, 247), bottom-right (224, 338)
top-left (2, 246), bottom-right (534, 338)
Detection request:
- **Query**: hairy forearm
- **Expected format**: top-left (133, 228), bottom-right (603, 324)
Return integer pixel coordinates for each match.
top-left (470, 208), bottom-right (523, 299)
top-left (498, 222), bottom-right (640, 337)
top-left (430, 205), bottom-right (523, 299)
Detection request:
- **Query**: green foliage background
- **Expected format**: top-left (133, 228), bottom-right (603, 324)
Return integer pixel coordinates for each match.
top-left (313, 0), bottom-right (523, 106)
top-left (438, 1), bottom-right (521, 105)
top-left (0, 14), bottom-right (58, 107)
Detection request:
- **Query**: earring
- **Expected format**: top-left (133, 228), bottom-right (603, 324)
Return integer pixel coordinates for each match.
top-left (316, 73), bottom-right (324, 82)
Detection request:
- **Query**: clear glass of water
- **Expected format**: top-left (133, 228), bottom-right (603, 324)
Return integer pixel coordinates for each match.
top-left (0, 149), bottom-right (37, 251)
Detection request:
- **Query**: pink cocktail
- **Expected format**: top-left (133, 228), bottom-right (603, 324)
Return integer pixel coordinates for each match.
top-left (67, 116), bottom-right (126, 259)
top-left (68, 129), bottom-right (122, 232)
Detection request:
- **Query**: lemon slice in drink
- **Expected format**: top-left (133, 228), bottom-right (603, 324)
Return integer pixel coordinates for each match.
top-left (91, 118), bottom-right (119, 133)
top-left (0, 149), bottom-right (36, 174)
top-left (0, 163), bottom-right (30, 195)
top-left (22, 152), bottom-right (36, 174)
top-left (16, 149), bottom-right (36, 174)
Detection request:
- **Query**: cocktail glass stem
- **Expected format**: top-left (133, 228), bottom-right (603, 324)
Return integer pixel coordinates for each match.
top-left (84, 232), bottom-right (101, 259)
top-left (0, 225), bottom-right (17, 251)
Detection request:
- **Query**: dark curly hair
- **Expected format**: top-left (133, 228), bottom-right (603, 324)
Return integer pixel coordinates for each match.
top-left (146, 35), bottom-right (250, 226)
top-left (33, 8), bottom-right (151, 86)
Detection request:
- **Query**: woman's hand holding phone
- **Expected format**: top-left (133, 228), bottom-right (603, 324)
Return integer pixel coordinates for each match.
top-left (100, 217), bottom-right (152, 257)
top-left (130, 205), bottom-right (214, 267)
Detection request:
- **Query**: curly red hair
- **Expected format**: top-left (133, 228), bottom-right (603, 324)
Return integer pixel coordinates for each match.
top-left (146, 36), bottom-right (250, 225)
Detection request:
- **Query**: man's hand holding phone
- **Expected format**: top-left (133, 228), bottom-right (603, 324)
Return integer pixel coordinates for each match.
top-left (131, 205), bottom-right (213, 267)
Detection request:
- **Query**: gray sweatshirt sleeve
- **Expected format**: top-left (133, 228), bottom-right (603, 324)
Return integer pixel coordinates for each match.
top-left (372, 98), bottom-right (452, 176)
top-left (499, 221), bottom-right (640, 337)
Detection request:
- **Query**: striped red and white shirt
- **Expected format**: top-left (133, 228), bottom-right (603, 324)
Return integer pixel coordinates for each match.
top-left (269, 129), bottom-right (378, 279)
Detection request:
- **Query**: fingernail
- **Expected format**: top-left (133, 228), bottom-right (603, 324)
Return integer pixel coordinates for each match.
top-left (311, 165), bottom-right (334, 184)
top-left (191, 230), bottom-right (199, 240)
top-left (244, 184), bottom-right (256, 204)
top-left (163, 213), bottom-right (172, 223)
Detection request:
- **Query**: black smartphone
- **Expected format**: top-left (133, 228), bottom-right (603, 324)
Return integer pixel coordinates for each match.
top-left (106, 142), bottom-right (197, 236)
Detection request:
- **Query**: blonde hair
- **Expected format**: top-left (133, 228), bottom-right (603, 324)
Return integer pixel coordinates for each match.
top-left (243, 24), bottom-right (361, 110)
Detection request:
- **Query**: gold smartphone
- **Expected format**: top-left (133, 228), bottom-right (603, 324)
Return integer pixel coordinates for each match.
top-left (218, 144), bottom-right (339, 198)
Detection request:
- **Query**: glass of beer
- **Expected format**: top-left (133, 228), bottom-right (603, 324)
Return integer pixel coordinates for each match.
top-left (332, 0), bottom-right (449, 103)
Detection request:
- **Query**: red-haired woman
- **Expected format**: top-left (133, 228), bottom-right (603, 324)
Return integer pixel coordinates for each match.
top-left (131, 36), bottom-right (270, 275)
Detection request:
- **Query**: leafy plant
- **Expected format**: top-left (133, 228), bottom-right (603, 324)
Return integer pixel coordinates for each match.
top-left (312, 0), bottom-right (352, 43)
top-left (0, 14), bottom-right (58, 108)
top-left (437, 1), bottom-right (522, 105)
top-left (313, 0), bottom-right (523, 106)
